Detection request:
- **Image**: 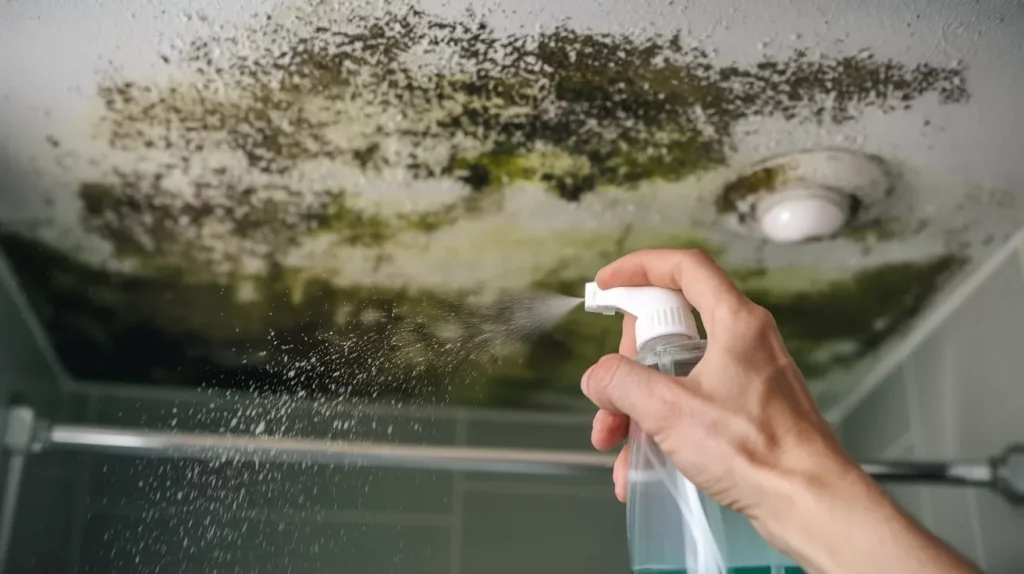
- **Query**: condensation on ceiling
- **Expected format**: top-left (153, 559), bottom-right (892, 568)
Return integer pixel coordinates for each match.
top-left (0, 0), bottom-right (1022, 411)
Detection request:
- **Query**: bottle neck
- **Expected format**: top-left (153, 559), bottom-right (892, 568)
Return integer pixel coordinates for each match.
top-left (637, 333), bottom-right (699, 354)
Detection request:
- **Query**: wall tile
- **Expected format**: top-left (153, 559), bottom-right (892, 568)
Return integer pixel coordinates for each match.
top-left (89, 455), bottom-right (455, 515)
top-left (840, 369), bottom-right (910, 458)
top-left (904, 331), bottom-right (953, 459)
top-left (6, 462), bottom-right (80, 573)
top-left (461, 488), bottom-right (626, 574)
top-left (902, 251), bottom-right (1024, 571)
top-left (942, 256), bottom-right (1024, 458)
top-left (918, 486), bottom-right (985, 567)
top-left (466, 416), bottom-right (593, 451)
top-left (78, 509), bottom-right (450, 574)
top-left (464, 415), bottom-right (609, 488)
top-left (973, 489), bottom-right (1024, 573)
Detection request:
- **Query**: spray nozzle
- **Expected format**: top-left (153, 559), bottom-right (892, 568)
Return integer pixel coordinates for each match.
top-left (584, 281), bottom-right (700, 351)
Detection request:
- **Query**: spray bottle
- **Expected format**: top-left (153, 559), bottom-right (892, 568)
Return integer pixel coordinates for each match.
top-left (584, 281), bottom-right (728, 574)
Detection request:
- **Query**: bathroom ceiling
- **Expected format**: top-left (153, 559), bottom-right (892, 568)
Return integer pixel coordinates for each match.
top-left (1, 0), bottom-right (1022, 413)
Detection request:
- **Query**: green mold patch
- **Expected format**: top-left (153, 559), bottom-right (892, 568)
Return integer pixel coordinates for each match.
top-left (75, 6), bottom-right (968, 272)
top-left (0, 230), bottom-right (965, 406)
top-left (10, 6), bottom-right (977, 407)
top-left (0, 230), bottom-right (542, 404)
top-left (841, 217), bottom-right (928, 243)
top-left (450, 148), bottom-right (596, 199)
top-left (743, 253), bottom-right (966, 378)
top-left (716, 164), bottom-right (791, 215)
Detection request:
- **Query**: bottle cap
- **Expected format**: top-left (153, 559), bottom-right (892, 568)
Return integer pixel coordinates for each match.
top-left (584, 282), bottom-right (699, 351)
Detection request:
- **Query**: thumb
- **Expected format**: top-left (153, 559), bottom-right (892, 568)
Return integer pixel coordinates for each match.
top-left (581, 354), bottom-right (692, 437)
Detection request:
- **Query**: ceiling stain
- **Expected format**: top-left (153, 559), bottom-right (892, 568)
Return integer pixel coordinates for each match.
top-left (0, 5), bottom-right (978, 408)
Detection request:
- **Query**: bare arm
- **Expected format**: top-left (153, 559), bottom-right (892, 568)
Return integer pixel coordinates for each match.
top-left (774, 459), bottom-right (980, 574)
top-left (581, 248), bottom-right (979, 574)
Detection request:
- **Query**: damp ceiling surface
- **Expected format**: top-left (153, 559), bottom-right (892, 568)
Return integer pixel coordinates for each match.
top-left (1, 0), bottom-right (1023, 413)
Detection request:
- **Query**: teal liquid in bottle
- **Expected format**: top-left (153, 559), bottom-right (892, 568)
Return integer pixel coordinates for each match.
top-left (584, 282), bottom-right (728, 574)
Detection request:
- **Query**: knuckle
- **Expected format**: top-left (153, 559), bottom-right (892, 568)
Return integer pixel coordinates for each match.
top-left (645, 397), bottom-right (682, 435)
top-left (641, 377), bottom-right (688, 431)
top-left (740, 303), bottom-right (777, 333)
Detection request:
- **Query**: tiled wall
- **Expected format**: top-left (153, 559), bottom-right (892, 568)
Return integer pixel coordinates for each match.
top-left (838, 234), bottom-right (1024, 573)
top-left (7, 387), bottom-right (806, 574)
top-left (12, 239), bottom-right (1024, 572)
top-left (7, 391), bottom-right (630, 574)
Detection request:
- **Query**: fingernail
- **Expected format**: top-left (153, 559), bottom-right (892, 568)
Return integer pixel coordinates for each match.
top-left (581, 365), bottom-right (594, 395)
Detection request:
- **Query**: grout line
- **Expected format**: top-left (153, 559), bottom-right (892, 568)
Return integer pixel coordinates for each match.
top-left (966, 490), bottom-right (988, 571)
top-left (1017, 234), bottom-right (1024, 284)
top-left (881, 429), bottom-right (915, 460)
top-left (827, 226), bottom-right (1024, 424)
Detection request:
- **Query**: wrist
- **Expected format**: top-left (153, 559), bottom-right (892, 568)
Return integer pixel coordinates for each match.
top-left (751, 448), bottom-right (877, 561)
top-left (768, 458), bottom-right (892, 570)
top-left (757, 451), bottom-right (980, 574)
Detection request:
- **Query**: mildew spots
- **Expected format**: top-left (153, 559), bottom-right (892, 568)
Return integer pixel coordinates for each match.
top-left (0, 5), bottom-right (977, 407)
top-left (79, 7), bottom-right (967, 272)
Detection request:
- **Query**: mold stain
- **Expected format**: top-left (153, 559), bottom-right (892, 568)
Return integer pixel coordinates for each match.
top-left (0, 5), bottom-right (976, 407)
top-left (742, 253), bottom-right (966, 378)
top-left (715, 164), bottom-right (790, 216)
top-left (80, 7), bottom-right (967, 270)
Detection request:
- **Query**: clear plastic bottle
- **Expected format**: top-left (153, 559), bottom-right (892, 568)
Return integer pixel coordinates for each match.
top-left (629, 335), bottom-right (727, 574)
top-left (584, 282), bottom-right (728, 574)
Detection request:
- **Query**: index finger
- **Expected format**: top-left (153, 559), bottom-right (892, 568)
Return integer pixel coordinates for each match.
top-left (618, 313), bottom-right (637, 357)
top-left (595, 249), bottom-right (747, 333)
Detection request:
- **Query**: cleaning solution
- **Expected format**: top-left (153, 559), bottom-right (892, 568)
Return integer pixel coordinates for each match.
top-left (584, 281), bottom-right (729, 574)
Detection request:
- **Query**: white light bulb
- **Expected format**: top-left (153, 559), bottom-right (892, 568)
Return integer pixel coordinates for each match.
top-left (756, 187), bottom-right (851, 243)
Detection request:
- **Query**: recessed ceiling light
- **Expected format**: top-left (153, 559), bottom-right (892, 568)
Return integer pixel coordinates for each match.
top-left (717, 148), bottom-right (890, 244)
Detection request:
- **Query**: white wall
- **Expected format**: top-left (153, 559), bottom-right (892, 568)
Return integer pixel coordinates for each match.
top-left (839, 233), bottom-right (1024, 573)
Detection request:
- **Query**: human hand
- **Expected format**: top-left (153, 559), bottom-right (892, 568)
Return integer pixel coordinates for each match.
top-left (580, 249), bottom-right (979, 573)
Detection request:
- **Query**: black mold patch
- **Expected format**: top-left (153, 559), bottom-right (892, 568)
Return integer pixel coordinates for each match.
top-left (80, 7), bottom-right (968, 270)
top-left (0, 6), bottom-right (975, 406)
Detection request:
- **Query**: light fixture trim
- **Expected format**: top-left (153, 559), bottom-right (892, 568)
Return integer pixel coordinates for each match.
top-left (717, 148), bottom-right (890, 243)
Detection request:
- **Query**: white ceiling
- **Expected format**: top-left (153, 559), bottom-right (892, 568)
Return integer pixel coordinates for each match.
top-left (1, 0), bottom-right (1023, 412)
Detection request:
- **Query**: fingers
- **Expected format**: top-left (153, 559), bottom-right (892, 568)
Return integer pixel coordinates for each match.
top-left (595, 249), bottom-right (747, 334)
top-left (582, 354), bottom-right (692, 437)
top-left (618, 313), bottom-right (637, 357)
top-left (613, 443), bottom-right (630, 503)
top-left (591, 409), bottom-right (629, 451)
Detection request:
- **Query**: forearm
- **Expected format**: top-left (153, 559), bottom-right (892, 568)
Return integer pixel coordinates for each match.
top-left (769, 461), bottom-right (980, 574)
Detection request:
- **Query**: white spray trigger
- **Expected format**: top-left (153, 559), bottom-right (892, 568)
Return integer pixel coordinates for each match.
top-left (583, 281), bottom-right (700, 351)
